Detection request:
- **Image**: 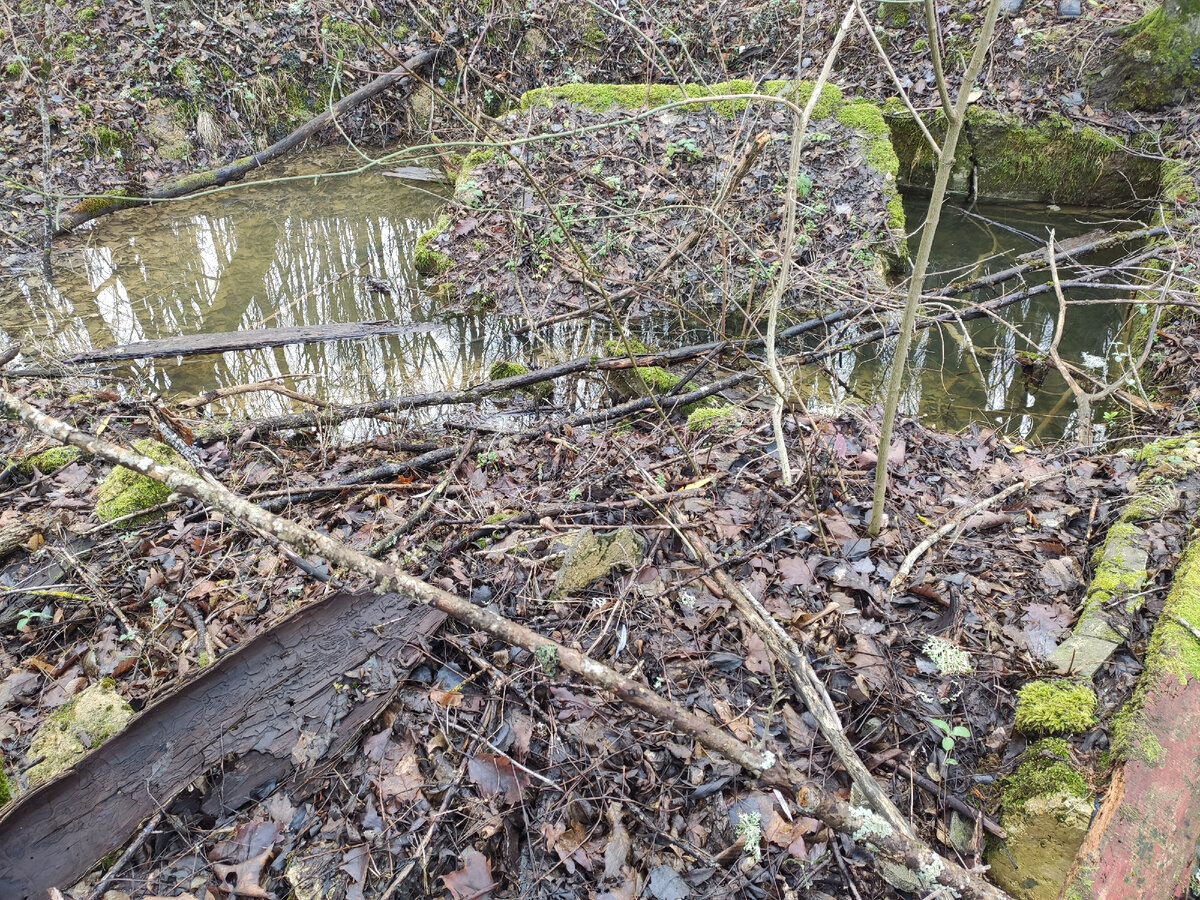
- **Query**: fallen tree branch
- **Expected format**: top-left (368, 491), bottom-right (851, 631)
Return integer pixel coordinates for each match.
top-left (890, 469), bottom-right (1065, 594)
top-left (0, 390), bottom-right (1012, 900)
top-left (52, 42), bottom-right (453, 235)
top-left (665, 509), bottom-right (913, 839)
top-left (188, 243), bottom-right (1169, 443)
top-left (65, 322), bottom-right (440, 365)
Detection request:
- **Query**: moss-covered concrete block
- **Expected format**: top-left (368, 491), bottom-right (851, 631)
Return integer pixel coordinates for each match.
top-left (25, 680), bottom-right (134, 786)
top-left (1066, 534), bottom-right (1200, 899)
top-left (987, 738), bottom-right (1092, 900)
top-left (1015, 680), bottom-right (1098, 736)
top-left (95, 439), bottom-right (188, 526)
top-left (1050, 523), bottom-right (1150, 678)
top-left (883, 105), bottom-right (1163, 205)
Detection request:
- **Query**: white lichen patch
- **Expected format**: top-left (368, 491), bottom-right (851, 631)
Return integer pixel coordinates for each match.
top-left (850, 805), bottom-right (894, 844)
top-left (922, 636), bottom-right (973, 675)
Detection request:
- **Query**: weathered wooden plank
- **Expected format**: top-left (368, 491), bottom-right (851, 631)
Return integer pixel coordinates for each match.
top-left (0, 590), bottom-right (445, 900)
top-left (65, 321), bottom-right (441, 364)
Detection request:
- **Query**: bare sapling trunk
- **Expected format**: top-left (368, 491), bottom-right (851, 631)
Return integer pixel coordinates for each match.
top-left (867, 0), bottom-right (1004, 537)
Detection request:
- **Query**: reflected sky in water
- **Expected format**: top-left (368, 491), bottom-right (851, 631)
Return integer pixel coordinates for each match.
top-left (0, 150), bottom-right (1140, 442)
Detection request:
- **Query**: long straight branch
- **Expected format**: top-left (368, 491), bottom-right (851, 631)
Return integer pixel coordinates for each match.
top-left (0, 389), bottom-right (1012, 900)
top-left (764, 4), bottom-right (858, 486)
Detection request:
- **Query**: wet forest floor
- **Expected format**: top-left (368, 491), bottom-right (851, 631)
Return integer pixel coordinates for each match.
top-left (2, 1), bottom-right (1200, 899)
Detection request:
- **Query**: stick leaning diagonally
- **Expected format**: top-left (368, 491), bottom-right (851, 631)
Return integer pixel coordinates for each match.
top-left (0, 388), bottom-right (1012, 900)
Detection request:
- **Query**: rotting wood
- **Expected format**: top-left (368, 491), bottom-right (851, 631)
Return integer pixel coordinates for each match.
top-left (0, 586), bottom-right (445, 900)
top-left (0, 390), bottom-right (1015, 900)
top-left (52, 43), bottom-right (454, 235)
top-left (64, 321), bottom-right (441, 364)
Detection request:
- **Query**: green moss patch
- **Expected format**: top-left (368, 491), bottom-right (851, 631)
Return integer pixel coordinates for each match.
top-left (414, 214), bottom-right (452, 276)
top-left (95, 439), bottom-right (188, 526)
top-left (488, 360), bottom-right (552, 399)
top-left (520, 79), bottom-right (843, 119)
top-left (26, 680), bottom-right (134, 786)
top-left (17, 445), bottom-right (82, 475)
top-left (686, 405), bottom-right (739, 432)
top-left (1015, 680), bottom-right (1098, 736)
top-left (1002, 738), bottom-right (1091, 806)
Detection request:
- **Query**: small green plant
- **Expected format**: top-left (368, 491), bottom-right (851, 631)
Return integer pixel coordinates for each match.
top-left (663, 137), bottom-right (701, 164)
top-left (535, 644), bottom-right (558, 675)
top-left (931, 718), bottom-right (971, 767)
top-left (16, 609), bottom-right (51, 630)
top-left (476, 450), bottom-right (500, 468)
top-left (567, 486), bottom-right (582, 502)
top-left (735, 811), bottom-right (764, 863)
top-left (457, 179), bottom-right (484, 208)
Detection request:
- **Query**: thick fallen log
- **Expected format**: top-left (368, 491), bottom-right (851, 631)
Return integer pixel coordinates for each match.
top-left (0, 585), bottom-right (444, 899)
top-left (65, 321), bottom-right (441, 364)
top-left (0, 390), bottom-right (1013, 900)
top-left (53, 42), bottom-right (453, 235)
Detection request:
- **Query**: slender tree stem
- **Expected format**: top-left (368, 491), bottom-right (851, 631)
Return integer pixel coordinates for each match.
top-left (868, 0), bottom-right (1003, 536)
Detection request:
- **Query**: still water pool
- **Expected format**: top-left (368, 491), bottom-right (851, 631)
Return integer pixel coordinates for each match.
top-left (0, 149), bottom-right (1142, 441)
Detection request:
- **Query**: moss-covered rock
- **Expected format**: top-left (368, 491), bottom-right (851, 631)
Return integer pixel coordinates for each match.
top-left (1095, 5), bottom-right (1200, 111)
top-left (414, 214), bottom-right (452, 276)
top-left (554, 527), bottom-right (645, 594)
top-left (95, 439), bottom-right (188, 526)
top-left (987, 738), bottom-right (1092, 900)
top-left (17, 445), bottom-right (82, 475)
top-left (26, 680), bottom-right (134, 786)
top-left (1015, 680), bottom-right (1098, 736)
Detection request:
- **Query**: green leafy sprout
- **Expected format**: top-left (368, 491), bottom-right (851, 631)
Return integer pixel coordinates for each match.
top-left (931, 718), bottom-right (971, 767)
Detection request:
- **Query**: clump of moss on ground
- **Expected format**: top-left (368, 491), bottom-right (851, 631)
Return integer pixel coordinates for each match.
top-left (17, 445), bottom-right (82, 475)
top-left (686, 405), bottom-right (738, 432)
top-left (1015, 680), bottom-right (1098, 736)
top-left (414, 214), bottom-right (452, 276)
top-left (95, 439), bottom-right (189, 525)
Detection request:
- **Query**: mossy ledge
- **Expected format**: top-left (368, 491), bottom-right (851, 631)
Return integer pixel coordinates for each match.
top-left (882, 104), bottom-right (1163, 205)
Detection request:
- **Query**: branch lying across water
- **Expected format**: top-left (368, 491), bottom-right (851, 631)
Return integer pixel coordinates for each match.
top-left (0, 389), bottom-right (1013, 900)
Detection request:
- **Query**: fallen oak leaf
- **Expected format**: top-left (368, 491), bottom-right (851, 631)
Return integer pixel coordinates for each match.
top-left (442, 848), bottom-right (495, 900)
